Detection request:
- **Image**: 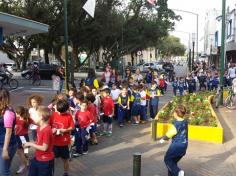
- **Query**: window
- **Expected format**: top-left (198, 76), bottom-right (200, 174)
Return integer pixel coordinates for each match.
top-left (227, 19), bottom-right (232, 38)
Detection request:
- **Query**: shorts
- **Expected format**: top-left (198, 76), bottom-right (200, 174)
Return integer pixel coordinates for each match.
top-left (28, 158), bottom-right (54, 176)
top-left (131, 105), bottom-right (141, 116)
top-left (53, 146), bottom-right (70, 159)
top-left (102, 116), bottom-right (112, 124)
top-left (16, 135), bottom-right (29, 149)
top-left (89, 124), bottom-right (97, 133)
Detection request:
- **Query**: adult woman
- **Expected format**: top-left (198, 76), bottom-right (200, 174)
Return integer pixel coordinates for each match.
top-left (124, 67), bottom-right (133, 82)
top-left (0, 89), bottom-right (17, 176)
top-left (56, 66), bottom-right (65, 93)
top-left (133, 68), bottom-right (143, 83)
top-left (110, 69), bottom-right (118, 86)
top-left (101, 66), bottom-right (112, 85)
top-left (85, 68), bottom-right (99, 89)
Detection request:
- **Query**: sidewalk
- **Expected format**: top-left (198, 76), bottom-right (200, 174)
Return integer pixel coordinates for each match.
top-left (10, 90), bottom-right (236, 176)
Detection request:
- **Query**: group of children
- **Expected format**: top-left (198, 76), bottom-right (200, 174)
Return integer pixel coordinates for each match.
top-left (171, 73), bottom-right (220, 96)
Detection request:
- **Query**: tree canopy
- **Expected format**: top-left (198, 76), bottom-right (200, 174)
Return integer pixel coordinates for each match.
top-left (0, 0), bottom-right (181, 69)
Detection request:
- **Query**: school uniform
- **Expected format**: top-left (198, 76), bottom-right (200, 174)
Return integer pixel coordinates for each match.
top-left (28, 125), bottom-right (54, 176)
top-left (172, 81), bottom-right (178, 96)
top-left (140, 90), bottom-right (147, 121)
top-left (164, 119), bottom-right (188, 176)
top-left (178, 80), bottom-right (186, 96)
top-left (131, 92), bottom-right (141, 117)
top-left (212, 77), bottom-right (219, 90)
top-left (101, 96), bottom-right (114, 134)
top-left (148, 88), bottom-right (161, 119)
top-left (117, 95), bottom-right (130, 125)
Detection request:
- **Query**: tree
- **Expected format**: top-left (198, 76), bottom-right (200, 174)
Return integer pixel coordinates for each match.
top-left (158, 35), bottom-right (186, 57)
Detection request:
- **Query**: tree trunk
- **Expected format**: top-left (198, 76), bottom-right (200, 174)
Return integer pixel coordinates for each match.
top-left (131, 51), bottom-right (135, 66)
top-left (72, 43), bottom-right (79, 70)
top-left (44, 48), bottom-right (49, 64)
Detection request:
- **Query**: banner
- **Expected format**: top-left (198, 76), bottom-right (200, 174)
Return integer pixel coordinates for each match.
top-left (83, 0), bottom-right (96, 18)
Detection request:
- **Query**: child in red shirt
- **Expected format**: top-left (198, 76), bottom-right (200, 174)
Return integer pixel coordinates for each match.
top-left (49, 100), bottom-right (75, 176)
top-left (74, 100), bottom-right (92, 156)
top-left (15, 106), bottom-right (31, 174)
top-left (86, 93), bottom-right (98, 145)
top-left (101, 88), bottom-right (114, 136)
top-left (24, 106), bottom-right (54, 176)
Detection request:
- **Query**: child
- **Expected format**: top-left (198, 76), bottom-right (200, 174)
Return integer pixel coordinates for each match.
top-left (68, 87), bottom-right (77, 110)
top-left (178, 77), bottom-right (186, 96)
top-left (86, 93), bottom-right (98, 145)
top-left (159, 75), bottom-right (166, 95)
top-left (148, 82), bottom-right (161, 119)
top-left (101, 88), bottom-right (114, 136)
top-left (131, 85), bottom-right (141, 125)
top-left (110, 83), bottom-right (121, 119)
top-left (212, 74), bottom-right (219, 90)
top-left (92, 88), bottom-right (101, 117)
top-left (24, 106), bottom-right (54, 176)
top-left (117, 87), bottom-right (130, 127)
top-left (159, 105), bottom-right (188, 176)
top-left (27, 94), bottom-right (43, 141)
top-left (172, 77), bottom-right (178, 96)
top-left (49, 100), bottom-right (75, 176)
top-left (139, 84), bottom-right (147, 123)
top-left (74, 100), bottom-right (92, 156)
top-left (15, 106), bottom-right (31, 174)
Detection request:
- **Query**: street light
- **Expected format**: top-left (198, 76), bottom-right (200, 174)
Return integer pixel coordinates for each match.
top-left (172, 9), bottom-right (199, 60)
top-left (219, 0), bottom-right (226, 105)
top-left (192, 33), bottom-right (196, 71)
top-left (63, 0), bottom-right (69, 92)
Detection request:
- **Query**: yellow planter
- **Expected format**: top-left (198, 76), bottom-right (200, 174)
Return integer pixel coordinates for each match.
top-left (223, 89), bottom-right (228, 99)
top-left (153, 96), bottom-right (224, 144)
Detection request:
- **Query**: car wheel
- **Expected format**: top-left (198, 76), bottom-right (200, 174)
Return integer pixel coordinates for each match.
top-left (25, 74), bottom-right (31, 80)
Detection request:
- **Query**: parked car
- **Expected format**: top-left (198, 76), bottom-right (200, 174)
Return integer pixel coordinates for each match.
top-left (137, 62), bottom-right (164, 73)
top-left (21, 63), bottom-right (59, 80)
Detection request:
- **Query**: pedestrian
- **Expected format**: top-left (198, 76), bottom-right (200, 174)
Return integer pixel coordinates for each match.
top-left (145, 67), bottom-right (153, 87)
top-left (117, 87), bottom-right (130, 127)
top-left (110, 83), bottom-right (121, 119)
top-left (86, 93), bottom-right (98, 145)
top-left (159, 105), bottom-right (188, 176)
top-left (159, 74), bottom-right (166, 95)
top-left (49, 100), bottom-right (75, 176)
top-left (15, 106), bottom-right (31, 174)
top-left (228, 64), bottom-right (236, 86)
top-left (172, 77), bottom-right (178, 96)
top-left (139, 84), bottom-right (147, 123)
top-left (57, 66), bottom-right (65, 93)
top-left (24, 106), bottom-right (54, 176)
top-left (27, 94), bottom-right (43, 141)
top-left (0, 89), bottom-right (17, 176)
top-left (148, 81), bottom-right (161, 119)
top-left (101, 66), bottom-right (112, 86)
top-left (133, 68), bottom-right (143, 84)
top-left (178, 77), bottom-right (186, 96)
top-left (85, 68), bottom-right (99, 89)
top-left (74, 100), bottom-right (92, 156)
top-left (110, 69), bottom-right (119, 86)
top-left (68, 87), bottom-right (77, 111)
top-left (131, 85), bottom-right (141, 125)
top-left (101, 88), bottom-right (114, 136)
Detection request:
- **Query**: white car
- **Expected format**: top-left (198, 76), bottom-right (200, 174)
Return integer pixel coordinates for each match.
top-left (5, 63), bottom-right (16, 72)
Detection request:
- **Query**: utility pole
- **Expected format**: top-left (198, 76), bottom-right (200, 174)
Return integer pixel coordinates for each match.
top-left (192, 41), bottom-right (195, 72)
top-left (63, 0), bottom-right (69, 92)
top-left (220, 0), bottom-right (226, 104)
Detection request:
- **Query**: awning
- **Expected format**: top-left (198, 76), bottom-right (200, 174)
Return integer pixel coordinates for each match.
top-left (0, 12), bottom-right (49, 36)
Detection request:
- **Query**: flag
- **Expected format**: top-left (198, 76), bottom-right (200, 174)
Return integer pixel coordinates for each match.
top-left (83, 0), bottom-right (96, 18)
top-left (147, 0), bottom-right (156, 5)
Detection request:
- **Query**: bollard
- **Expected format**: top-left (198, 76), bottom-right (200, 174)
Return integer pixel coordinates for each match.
top-left (133, 153), bottom-right (141, 176)
top-left (151, 119), bottom-right (158, 141)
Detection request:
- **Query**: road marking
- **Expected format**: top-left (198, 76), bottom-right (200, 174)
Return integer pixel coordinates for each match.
top-left (9, 87), bottom-right (24, 92)
top-left (25, 90), bottom-right (56, 93)
top-left (30, 87), bottom-right (53, 90)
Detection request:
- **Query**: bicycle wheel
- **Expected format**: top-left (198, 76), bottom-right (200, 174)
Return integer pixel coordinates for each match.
top-left (225, 95), bottom-right (236, 109)
top-left (9, 79), bottom-right (19, 89)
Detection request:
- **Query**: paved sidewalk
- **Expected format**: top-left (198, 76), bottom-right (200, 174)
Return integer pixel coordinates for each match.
top-left (10, 90), bottom-right (236, 176)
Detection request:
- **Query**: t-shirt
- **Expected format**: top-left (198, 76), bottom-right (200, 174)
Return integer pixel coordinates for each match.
top-left (87, 104), bottom-right (98, 123)
top-left (75, 111), bottom-right (92, 129)
top-left (49, 112), bottom-right (75, 146)
top-left (3, 110), bottom-right (15, 128)
top-left (140, 90), bottom-right (147, 106)
top-left (101, 96), bottom-right (114, 116)
top-left (35, 125), bottom-right (54, 161)
top-left (111, 89), bottom-right (121, 104)
top-left (228, 67), bottom-right (236, 78)
top-left (29, 108), bottom-right (38, 130)
top-left (134, 74), bottom-right (143, 82)
top-left (15, 117), bottom-right (33, 136)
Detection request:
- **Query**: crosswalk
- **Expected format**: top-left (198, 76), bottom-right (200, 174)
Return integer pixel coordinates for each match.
top-left (10, 86), bottom-right (59, 94)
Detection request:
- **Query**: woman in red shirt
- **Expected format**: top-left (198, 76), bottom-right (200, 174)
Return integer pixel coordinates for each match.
top-left (15, 106), bottom-right (31, 174)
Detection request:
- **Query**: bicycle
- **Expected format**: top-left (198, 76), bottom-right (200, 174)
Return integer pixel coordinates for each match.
top-left (224, 86), bottom-right (236, 110)
top-left (0, 73), bottom-right (19, 89)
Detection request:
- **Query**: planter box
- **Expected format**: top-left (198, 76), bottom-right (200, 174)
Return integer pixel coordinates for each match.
top-left (152, 96), bottom-right (223, 144)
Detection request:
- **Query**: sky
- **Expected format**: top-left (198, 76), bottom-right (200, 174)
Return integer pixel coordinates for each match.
top-left (168, 0), bottom-right (235, 53)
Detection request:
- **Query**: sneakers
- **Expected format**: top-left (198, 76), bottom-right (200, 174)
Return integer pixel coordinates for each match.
top-left (73, 153), bottom-right (82, 157)
top-left (132, 121), bottom-right (139, 126)
top-left (82, 151), bottom-right (88, 155)
top-left (178, 170), bottom-right (184, 176)
top-left (16, 165), bottom-right (26, 174)
top-left (119, 123), bottom-right (124, 127)
top-left (63, 172), bottom-right (69, 176)
top-left (106, 132), bottom-right (112, 137)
